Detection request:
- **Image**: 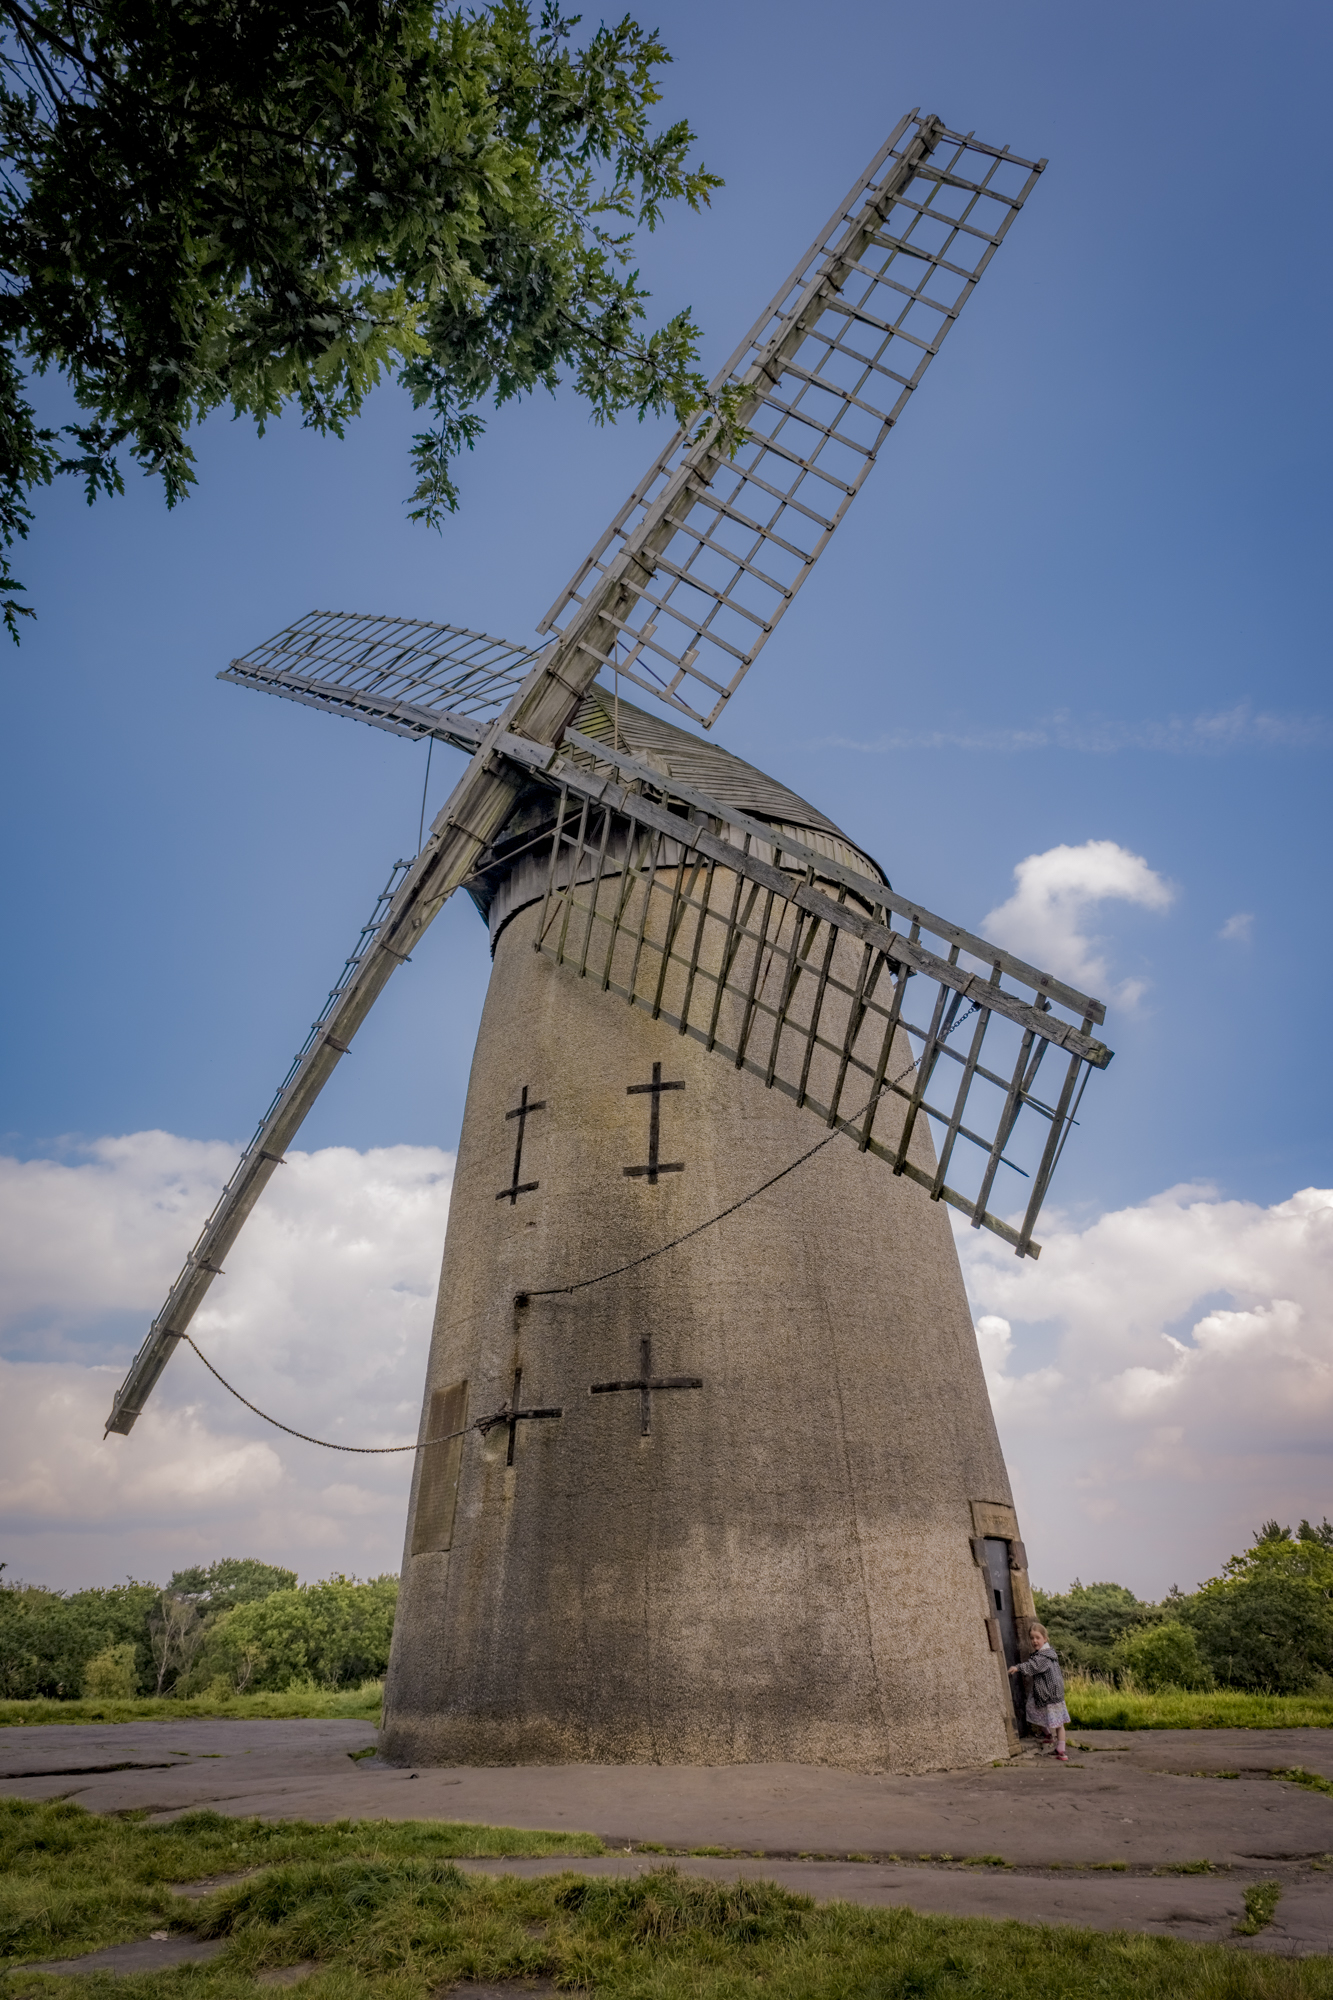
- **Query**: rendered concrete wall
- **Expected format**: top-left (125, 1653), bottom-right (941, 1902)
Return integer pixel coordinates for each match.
top-left (382, 886), bottom-right (1021, 1774)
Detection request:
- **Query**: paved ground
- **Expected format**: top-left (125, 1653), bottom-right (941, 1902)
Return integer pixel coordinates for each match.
top-left (4, 1719), bottom-right (1332, 1957)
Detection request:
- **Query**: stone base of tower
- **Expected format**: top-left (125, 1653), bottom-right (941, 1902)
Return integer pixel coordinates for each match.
top-left (382, 897), bottom-right (1026, 1776)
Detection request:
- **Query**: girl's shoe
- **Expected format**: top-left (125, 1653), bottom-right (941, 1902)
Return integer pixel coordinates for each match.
top-left (1055, 1750), bottom-right (1068, 1762)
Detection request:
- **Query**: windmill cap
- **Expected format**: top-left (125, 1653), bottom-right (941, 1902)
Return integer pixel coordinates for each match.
top-left (575, 685), bottom-right (887, 883)
top-left (473, 686), bottom-right (886, 952)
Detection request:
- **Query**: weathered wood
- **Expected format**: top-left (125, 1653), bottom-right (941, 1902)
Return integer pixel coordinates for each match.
top-left (736, 887), bottom-right (777, 1067)
top-left (526, 746), bottom-right (1111, 1066)
top-left (577, 806), bottom-right (613, 980)
top-left (584, 957), bottom-right (1038, 1258)
top-left (930, 998), bottom-right (994, 1198)
top-left (625, 829), bottom-right (664, 1003)
top-left (678, 856), bottom-right (716, 1035)
top-left (554, 794), bottom-right (591, 965)
top-left (1016, 1050), bottom-right (1085, 1257)
top-left (113, 113), bottom-right (1054, 1437)
top-left (652, 849), bottom-right (690, 1020)
top-left (798, 896), bottom-right (843, 1109)
top-left (891, 976), bottom-right (951, 1172)
top-left (106, 751), bottom-right (526, 1434)
top-left (858, 959), bottom-right (911, 1152)
top-left (554, 725), bottom-right (1105, 1026)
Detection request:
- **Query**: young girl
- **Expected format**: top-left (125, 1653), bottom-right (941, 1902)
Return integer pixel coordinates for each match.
top-left (1009, 1622), bottom-right (1070, 1761)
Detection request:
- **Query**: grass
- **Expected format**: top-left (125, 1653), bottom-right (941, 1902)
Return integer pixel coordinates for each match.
top-left (1067, 1677), bottom-right (1333, 1730)
top-left (1271, 1767), bottom-right (1333, 1797)
top-left (0, 1684), bottom-right (384, 1729)
top-left (0, 1798), bottom-right (603, 1966)
top-left (11, 1677), bottom-right (1333, 1734)
top-left (1235, 1881), bottom-right (1282, 1936)
top-left (2, 1799), bottom-right (1331, 2000)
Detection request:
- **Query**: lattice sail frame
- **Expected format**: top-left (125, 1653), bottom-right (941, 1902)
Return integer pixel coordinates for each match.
top-left (221, 610), bottom-right (539, 748)
top-left (537, 112), bottom-right (1045, 727)
top-left (521, 731), bottom-right (1110, 1259)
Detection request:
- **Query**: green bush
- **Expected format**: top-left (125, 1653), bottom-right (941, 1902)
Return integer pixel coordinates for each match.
top-left (0, 1580), bottom-right (158, 1699)
top-left (1036, 1520), bottom-right (1333, 1696)
top-left (0, 1562), bottom-right (398, 1701)
top-left (1111, 1621), bottom-right (1212, 1692)
top-left (81, 1642), bottom-right (139, 1699)
top-left (204, 1576), bottom-right (398, 1692)
top-left (1182, 1524), bottom-right (1333, 1692)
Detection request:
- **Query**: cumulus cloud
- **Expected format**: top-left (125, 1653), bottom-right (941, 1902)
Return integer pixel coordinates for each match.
top-left (1219, 911), bottom-right (1254, 944)
top-left (980, 840), bottom-right (1174, 1005)
top-left (0, 1134), bottom-right (452, 1588)
top-left (0, 1133), bottom-right (240, 1341)
top-left (8, 1131), bottom-right (1333, 1612)
top-left (958, 1183), bottom-right (1333, 1597)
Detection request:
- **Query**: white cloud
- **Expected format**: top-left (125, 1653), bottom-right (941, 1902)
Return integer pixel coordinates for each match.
top-left (980, 840), bottom-right (1174, 1005)
top-left (0, 1134), bottom-right (452, 1587)
top-left (0, 1133), bottom-right (240, 1335)
top-left (9, 1132), bottom-right (1333, 1614)
top-left (958, 1184), bottom-right (1333, 1598)
top-left (1219, 911), bottom-right (1254, 943)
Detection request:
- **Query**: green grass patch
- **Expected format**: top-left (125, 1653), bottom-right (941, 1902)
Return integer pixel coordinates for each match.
top-left (4, 1800), bottom-right (1333, 1999)
top-left (1067, 1677), bottom-right (1333, 1730)
top-left (1235, 1880), bottom-right (1282, 1936)
top-left (0, 1683), bottom-right (384, 1729)
top-left (1272, 1767), bottom-right (1333, 1796)
top-left (0, 1799), bottom-right (602, 1967)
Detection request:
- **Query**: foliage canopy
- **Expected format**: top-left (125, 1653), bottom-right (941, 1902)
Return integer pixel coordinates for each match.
top-left (1031, 1579), bottom-right (1149, 1676)
top-left (1036, 1519), bottom-right (1333, 1694)
top-left (168, 1557), bottom-right (299, 1607)
top-left (1181, 1521), bottom-right (1333, 1693)
top-left (0, 0), bottom-right (724, 634)
top-left (0, 1561), bottom-right (397, 1698)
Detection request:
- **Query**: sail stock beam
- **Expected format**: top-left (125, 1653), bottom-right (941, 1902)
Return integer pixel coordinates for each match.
top-left (220, 658), bottom-right (490, 753)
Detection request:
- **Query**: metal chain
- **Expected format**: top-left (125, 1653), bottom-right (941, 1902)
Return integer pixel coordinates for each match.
top-left (181, 1335), bottom-right (494, 1454)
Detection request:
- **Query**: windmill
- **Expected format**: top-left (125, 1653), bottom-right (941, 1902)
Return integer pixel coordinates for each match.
top-left (107, 112), bottom-right (1112, 1772)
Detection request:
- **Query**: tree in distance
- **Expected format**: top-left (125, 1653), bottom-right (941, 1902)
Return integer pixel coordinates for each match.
top-left (1036, 1521), bottom-right (1333, 1695)
top-left (167, 1557), bottom-right (298, 1607)
top-left (0, 0), bottom-right (733, 636)
top-left (1182, 1521), bottom-right (1333, 1694)
top-left (0, 1559), bottom-right (395, 1698)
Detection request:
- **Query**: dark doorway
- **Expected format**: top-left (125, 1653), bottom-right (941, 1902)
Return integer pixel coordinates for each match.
top-left (983, 1537), bottom-right (1027, 1734)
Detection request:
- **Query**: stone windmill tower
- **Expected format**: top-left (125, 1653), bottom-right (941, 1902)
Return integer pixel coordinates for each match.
top-left (108, 113), bottom-right (1113, 1773)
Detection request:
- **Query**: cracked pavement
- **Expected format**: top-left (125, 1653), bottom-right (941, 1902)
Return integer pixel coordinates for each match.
top-left (4, 1719), bottom-right (1332, 1956)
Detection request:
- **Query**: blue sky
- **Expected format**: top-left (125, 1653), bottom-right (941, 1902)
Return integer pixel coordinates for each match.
top-left (2, 0), bottom-right (1330, 1594)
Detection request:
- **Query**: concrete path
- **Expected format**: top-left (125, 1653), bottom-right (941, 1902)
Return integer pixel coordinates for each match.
top-left (3, 1719), bottom-right (1332, 1955)
top-left (19, 1939), bottom-right (225, 1976)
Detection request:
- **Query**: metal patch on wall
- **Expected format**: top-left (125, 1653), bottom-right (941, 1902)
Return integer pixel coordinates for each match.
top-left (411, 1381), bottom-right (469, 1555)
